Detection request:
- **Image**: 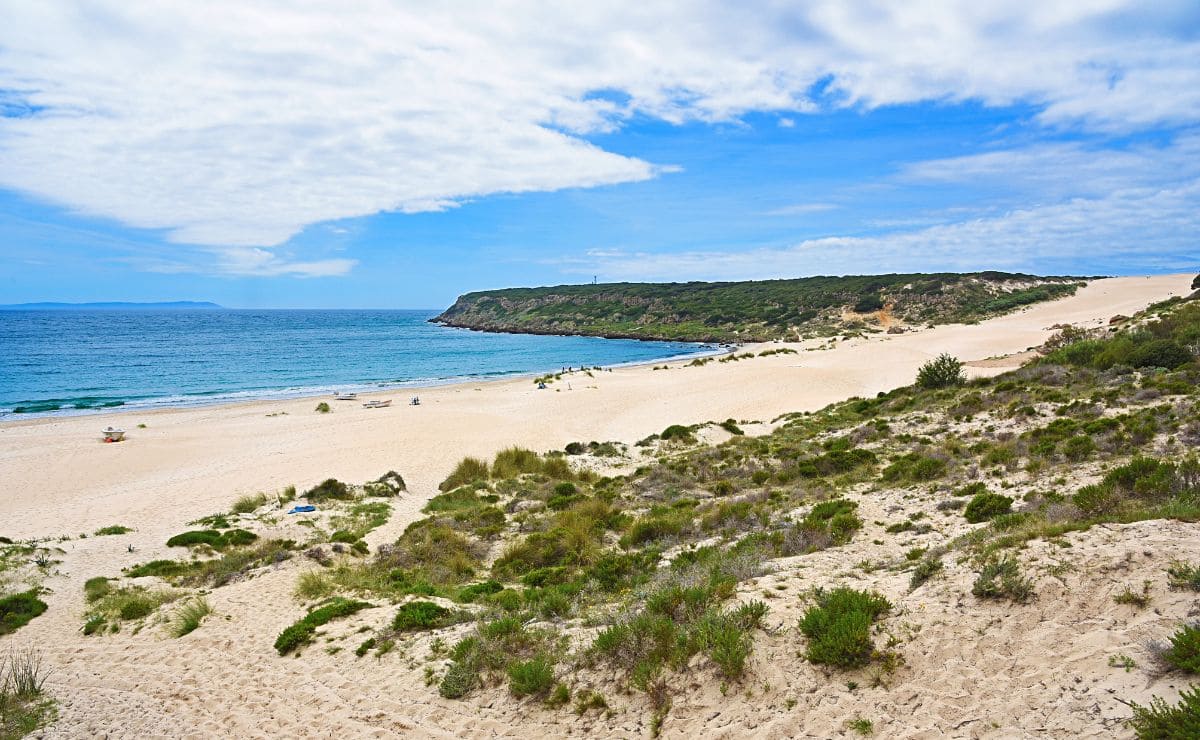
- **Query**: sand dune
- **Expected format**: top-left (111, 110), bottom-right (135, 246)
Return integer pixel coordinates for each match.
top-left (0, 272), bottom-right (1194, 738)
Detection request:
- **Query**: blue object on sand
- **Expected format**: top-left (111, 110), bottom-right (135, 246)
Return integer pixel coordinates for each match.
top-left (288, 505), bottom-right (316, 514)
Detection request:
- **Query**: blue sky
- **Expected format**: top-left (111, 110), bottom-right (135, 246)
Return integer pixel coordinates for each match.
top-left (1, 2), bottom-right (1198, 308)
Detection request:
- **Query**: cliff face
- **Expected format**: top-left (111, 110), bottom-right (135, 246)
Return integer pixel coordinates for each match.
top-left (432, 273), bottom-right (1084, 342)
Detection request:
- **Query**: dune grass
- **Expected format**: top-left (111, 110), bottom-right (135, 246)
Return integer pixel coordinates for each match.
top-left (0, 646), bottom-right (56, 737)
top-left (169, 597), bottom-right (213, 638)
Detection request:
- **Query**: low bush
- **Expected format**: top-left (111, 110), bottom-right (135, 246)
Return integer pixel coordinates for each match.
top-left (439, 656), bottom-right (478, 698)
top-left (964, 493), bottom-right (1013, 523)
top-left (1167, 561), bottom-right (1200, 591)
top-left (93, 525), bottom-right (132, 536)
top-left (315, 401), bottom-right (331, 413)
top-left (1126, 684), bottom-right (1200, 738)
top-left (0, 591), bottom-right (48, 636)
top-left (165, 529), bottom-right (258, 550)
top-left (660, 424), bottom-right (696, 443)
top-left (457, 580), bottom-right (504, 603)
top-left (909, 557), bottom-right (943, 591)
top-left (1128, 339), bottom-right (1192, 369)
top-left (84, 585), bottom-right (179, 632)
top-left (916, 354), bottom-right (965, 389)
top-left (507, 656), bottom-right (555, 697)
top-left (392, 600), bottom-right (451, 632)
top-left (882, 453), bottom-right (947, 482)
top-left (274, 597), bottom-right (372, 655)
top-left (592, 554), bottom-right (768, 687)
top-left (972, 557), bottom-right (1033, 602)
top-left (305, 478), bottom-right (354, 501)
top-left (1163, 623), bottom-right (1200, 674)
top-left (799, 587), bottom-right (891, 668)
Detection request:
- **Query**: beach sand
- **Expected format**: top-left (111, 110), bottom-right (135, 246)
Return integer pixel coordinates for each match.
top-left (0, 272), bottom-right (1194, 738)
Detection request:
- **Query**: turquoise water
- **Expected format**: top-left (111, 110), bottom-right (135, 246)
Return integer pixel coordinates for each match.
top-left (0, 309), bottom-right (710, 417)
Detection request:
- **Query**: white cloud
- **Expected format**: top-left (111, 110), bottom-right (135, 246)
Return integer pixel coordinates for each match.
top-left (0, 1), bottom-right (1197, 276)
top-left (560, 181), bottom-right (1200, 281)
top-left (764, 203), bottom-right (839, 216)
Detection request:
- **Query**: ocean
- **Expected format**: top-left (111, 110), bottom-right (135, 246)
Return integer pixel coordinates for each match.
top-left (0, 309), bottom-right (710, 417)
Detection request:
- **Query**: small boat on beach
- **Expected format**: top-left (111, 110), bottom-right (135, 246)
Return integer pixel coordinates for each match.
top-left (333, 392), bottom-right (358, 400)
top-left (362, 399), bottom-right (392, 409)
top-left (102, 427), bottom-right (126, 442)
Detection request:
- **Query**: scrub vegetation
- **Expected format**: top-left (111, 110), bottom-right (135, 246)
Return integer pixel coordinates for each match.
top-left (434, 272), bottom-right (1082, 342)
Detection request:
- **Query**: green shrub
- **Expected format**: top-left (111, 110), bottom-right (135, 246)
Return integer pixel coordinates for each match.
top-left (165, 530), bottom-right (224, 548)
top-left (274, 597), bottom-right (372, 655)
top-left (165, 528), bottom-right (258, 550)
top-left (1128, 340), bottom-right (1192, 369)
top-left (354, 638), bottom-right (376, 657)
top-left (457, 580), bottom-right (504, 603)
top-left (660, 424), bottom-right (696, 443)
top-left (118, 594), bottom-right (158, 620)
top-left (0, 590), bottom-right (48, 636)
top-left (719, 419), bottom-right (745, 435)
top-left (124, 559), bottom-right (188, 579)
top-left (916, 353), bottom-right (965, 389)
top-left (1062, 435), bottom-right (1096, 461)
top-left (909, 557), bottom-right (943, 591)
top-left (972, 557), bottom-right (1033, 602)
top-left (964, 493), bottom-right (1013, 523)
top-left (1168, 561), bottom-right (1200, 591)
top-left (93, 525), bottom-right (132, 536)
top-left (315, 401), bottom-right (331, 413)
top-left (507, 656), bottom-right (555, 697)
top-left (392, 600), bottom-right (451, 632)
top-left (1126, 684), bottom-right (1200, 738)
top-left (305, 478), bottom-right (353, 501)
top-left (439, 658), bottom-right (479, 698)
top-left (1163, 623), bottom-right (1200, 674)
top-left (854, 294), bottom-right (884, 313)
top-left (620, 510), bottom-right (689, 548)
top-left (799, 587), bottom-right (891, 668)
top-left (882, 453), bottom-right (947, 482)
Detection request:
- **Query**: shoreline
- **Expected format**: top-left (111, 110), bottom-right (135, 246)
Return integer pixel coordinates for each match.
top-left (0, 273), bottom-right (1190, 543)
top-left (0, 340), bottom-right (727, 424)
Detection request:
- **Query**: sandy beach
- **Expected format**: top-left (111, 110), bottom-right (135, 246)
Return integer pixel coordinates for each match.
top-left (0, 272), bottom-right (1195, 738)
top-left (1, 274), bottom-right (1189, 540)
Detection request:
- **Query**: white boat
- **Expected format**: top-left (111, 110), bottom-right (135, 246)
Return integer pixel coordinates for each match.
top-left (362, 399), bottom-right (392, 409)
top-left (102, 427), bottom-right (126, 442)
top-left (333, 392), bottom-right (358, 400)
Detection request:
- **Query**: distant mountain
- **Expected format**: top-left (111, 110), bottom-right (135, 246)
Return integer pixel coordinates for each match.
top-left (0, 301), bottom-right (223, 311)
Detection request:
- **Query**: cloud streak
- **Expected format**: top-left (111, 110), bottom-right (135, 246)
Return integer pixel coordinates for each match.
top-left (559, 181), bottom-right (1200, 281)
top-left (0, 1), bottom-right (1197, 276)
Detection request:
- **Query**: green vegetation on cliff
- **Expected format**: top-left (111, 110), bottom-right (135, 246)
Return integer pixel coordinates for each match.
top-left (433, 272), bottom-right (1084, 342)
